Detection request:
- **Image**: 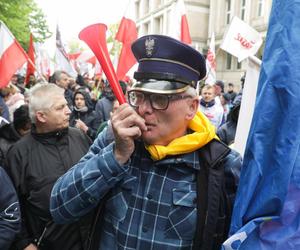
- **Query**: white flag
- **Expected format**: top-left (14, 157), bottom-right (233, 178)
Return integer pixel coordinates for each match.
top-left (54, 25), bottom-right (76, 77)
top-left (220, 16), bottom-right (263, 62)
top-left (205, 32), bottom-right (216, 85)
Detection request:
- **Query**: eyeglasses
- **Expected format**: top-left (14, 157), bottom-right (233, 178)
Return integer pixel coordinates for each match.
top-left (127, 90), bottom-right (192, 110)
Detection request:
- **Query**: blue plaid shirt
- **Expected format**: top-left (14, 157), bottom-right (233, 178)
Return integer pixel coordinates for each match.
top-left (50, 128), bottom-right (241, 250)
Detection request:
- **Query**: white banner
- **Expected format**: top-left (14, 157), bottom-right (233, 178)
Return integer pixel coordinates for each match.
top-left (233, 56), bottom-right (261, 157)
top-left (220, 16), bottom-right (263, 62)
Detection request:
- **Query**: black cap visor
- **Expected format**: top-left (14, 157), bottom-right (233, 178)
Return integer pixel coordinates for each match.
top-left (130, 79), bottom-right (189, 94)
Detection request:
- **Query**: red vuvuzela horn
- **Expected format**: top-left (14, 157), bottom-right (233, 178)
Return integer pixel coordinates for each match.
top-left (79, 24), bottom-right (126, 104)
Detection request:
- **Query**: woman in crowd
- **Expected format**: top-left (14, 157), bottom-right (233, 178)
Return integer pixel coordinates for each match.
top-left (70, 88), bottom-right (101, 140)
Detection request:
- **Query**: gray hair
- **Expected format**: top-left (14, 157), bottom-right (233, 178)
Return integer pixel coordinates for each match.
top-left (50, 70), bottom-right (67, 83)
top-left (29, 83), bottom-right (64, 123)
top-left (184, 86), bottom-right (198, 97)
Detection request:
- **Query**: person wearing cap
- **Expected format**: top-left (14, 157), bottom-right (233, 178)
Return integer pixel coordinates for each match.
top-left (50, 35), bottom-right (241, 250)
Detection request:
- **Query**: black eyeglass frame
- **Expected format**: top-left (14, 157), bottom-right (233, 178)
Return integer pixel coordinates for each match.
top-left (127, 90), bottom-right (192, 110)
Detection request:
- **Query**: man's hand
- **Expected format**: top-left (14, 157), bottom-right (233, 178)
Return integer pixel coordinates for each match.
top-left (24, 243), bottom-right (38, 250)
top-left (111, 104), bottom-right (147, 165)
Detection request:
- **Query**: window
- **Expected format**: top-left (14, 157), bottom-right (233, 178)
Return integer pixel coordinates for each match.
top-left (258, 0), bottom-right (264, 17)
top-left (240, 0), bottom-right (246, 20)
top-left (226, 54), bottom-right (232, 70)
top-left (135, 1), bottom-right (140, 20)
top-left (237, 60), bottom-right (242, 70)
top-left (226, 0), bottom-right (232, 24)
top-left (154, 15), bottom-right (163, 34)
top-left (154, 0), bottom-right (162, 8)
top-left (144, 0), bottom-right (150, 15)
top-left (143, 22), bottom-right (150, 35)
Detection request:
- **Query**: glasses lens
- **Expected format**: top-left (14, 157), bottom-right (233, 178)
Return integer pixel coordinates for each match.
top-left (150, 94), bottom-right (169, 110)
top-left (128, 91), bottom-right (144, 107)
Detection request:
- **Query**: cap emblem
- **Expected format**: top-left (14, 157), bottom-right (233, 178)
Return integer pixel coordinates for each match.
top-left (145, 37), bottom-right (155, 57)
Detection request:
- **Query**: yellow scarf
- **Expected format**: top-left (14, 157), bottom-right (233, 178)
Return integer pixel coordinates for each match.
top-left (145, 111), bottom-right (218, 161)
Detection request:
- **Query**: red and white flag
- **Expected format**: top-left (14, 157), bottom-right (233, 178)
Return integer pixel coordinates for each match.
top-left (55, 25), bottom-right (76, 77)
top-left (35, 42), bottom-right (52, 79)
top-left (220, 16), bottom-right (263, 62)
top-left (115, 0), bottom-right (138, 81)
top-left (76, 50), bottom-right (96, 65)
top-left (168, 0), bottom-right (192, 44)
top-left (205, 32), bottom-right (216, 85)
top-left (25, 33), bottom-right (35, 85)
top-left (0, 21), bottom-right (28, 88)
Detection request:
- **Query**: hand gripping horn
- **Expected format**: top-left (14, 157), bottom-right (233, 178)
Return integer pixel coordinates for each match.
top-left (79, 24), bottom-right (126, 104)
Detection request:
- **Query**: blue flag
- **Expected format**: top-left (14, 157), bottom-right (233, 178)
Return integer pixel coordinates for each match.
top-left (223, 1), bottom-right (300, 249)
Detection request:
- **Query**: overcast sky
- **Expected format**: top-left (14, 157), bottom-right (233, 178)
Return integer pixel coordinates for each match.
top-left (35, 0), bottom-right (129, 53)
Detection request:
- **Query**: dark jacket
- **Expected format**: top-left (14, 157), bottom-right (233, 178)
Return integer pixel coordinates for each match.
top-left (217, 103), bottom-right (241, 145)
top-left (0, 96), bottom-right (10, 122)
top-left (70, 89), bottom-right (101, 140)
top-left (0, 167), bottom-right (21, 250)
top-left (5, 127), bottom-right (91, 250)
top-left (0, 124), bottom-right (21, 166)
top-left (95, 94), bottom-right (115, 123)
top-left (65, 88), bottom-right (74, 110)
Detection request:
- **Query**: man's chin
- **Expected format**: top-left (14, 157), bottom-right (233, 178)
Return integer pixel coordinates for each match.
top-left (142, 131), bottom-right (156, 144)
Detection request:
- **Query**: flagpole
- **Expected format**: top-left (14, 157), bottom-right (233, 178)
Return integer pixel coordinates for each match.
top-left (113, 0), bottom-right (132, 72)
top-left (27, 58), bottom-right (47, 83)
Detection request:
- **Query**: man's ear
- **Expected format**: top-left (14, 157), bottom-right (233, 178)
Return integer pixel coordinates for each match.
top-left (36, 111), bottom-right (47, 123)
top-left (186, 97), bottom-right (199, 120)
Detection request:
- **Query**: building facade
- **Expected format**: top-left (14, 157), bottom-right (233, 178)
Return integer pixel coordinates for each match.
top-left (134, 0), bottom-right (272, 88)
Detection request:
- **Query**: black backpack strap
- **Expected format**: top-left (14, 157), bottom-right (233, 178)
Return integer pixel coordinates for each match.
top-left (193, 156), bottom-right (208, 250)
top-left (193, 139), bottom-right (231, 250)
top-left (201, 161), bottom-right (225, 250)
top-left (85, 191), bottom-right (111, 250)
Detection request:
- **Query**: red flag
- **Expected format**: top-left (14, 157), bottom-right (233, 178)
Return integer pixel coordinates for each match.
top-left (25, 33), bottom-right (35, 85)
top-left (68, 52), bottom-right (81, 61)
top-left (0, 21), bottom-right (28, 88)
top-left (115, 0), bottom-right (138, 81)
top-left (168, 0), bottom-right (192, 44)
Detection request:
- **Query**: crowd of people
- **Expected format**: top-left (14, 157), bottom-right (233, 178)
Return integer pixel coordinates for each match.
top-left (0, 34), bottom-right (244, 250)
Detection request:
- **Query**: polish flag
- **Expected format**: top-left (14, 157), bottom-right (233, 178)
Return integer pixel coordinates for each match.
top-left (115, 0), bottom-right (138, 81)
top-left (0, 21), bottom-right (28, 88)
top-left (25, 33), bottom-right (35, 85)
top-left (168, 0), bottom-right (192, 44)
top-left (205, 32), bottom-right (216, 85)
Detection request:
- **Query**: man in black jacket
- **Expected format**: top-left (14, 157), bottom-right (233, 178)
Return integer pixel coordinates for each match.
top-left (0, 166), bottom-right (20, 250)
top-left (50, 70), bottom-right (74, 110)
top-left (5, 83), bottom-right (92, 250)
top-left (0, 105), bottom-right (31, 166)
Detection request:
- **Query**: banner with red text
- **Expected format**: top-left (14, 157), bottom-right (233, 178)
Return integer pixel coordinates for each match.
top-left (220, 16), bottom-right (263, 62)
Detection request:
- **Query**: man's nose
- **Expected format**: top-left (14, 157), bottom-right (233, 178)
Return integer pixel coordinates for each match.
top-left (138, 97), bottom-right (153, 114)
top-left (65, 106), bottom-right (71, 115)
